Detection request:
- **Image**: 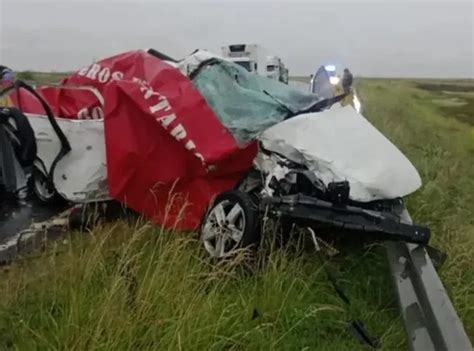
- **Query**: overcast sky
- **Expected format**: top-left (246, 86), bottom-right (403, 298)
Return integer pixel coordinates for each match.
top-left (0, 0), bottom-right (472, 77)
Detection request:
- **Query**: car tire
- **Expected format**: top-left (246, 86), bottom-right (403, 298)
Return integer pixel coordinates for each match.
top-left (201, 190), bottom-right (260, 258)
top-left (31, 167), bottom-right (64, 204)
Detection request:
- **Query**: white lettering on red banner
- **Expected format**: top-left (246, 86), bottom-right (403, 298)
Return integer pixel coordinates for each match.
top-left (77, 106), bottom-right (104, 120)
top-left (76, 63), bottom-right (205, 164)
top-left (77, 64), bottom-right (124, 84)
top-left (138, 81), bottom-right (204, 163)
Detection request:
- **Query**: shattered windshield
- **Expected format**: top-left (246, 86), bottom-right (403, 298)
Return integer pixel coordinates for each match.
top-left (192, 60), bottom-right (322, 144)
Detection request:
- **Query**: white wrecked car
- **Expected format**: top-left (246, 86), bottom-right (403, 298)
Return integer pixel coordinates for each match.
top-left (189, 56), bottom-right (429, 258)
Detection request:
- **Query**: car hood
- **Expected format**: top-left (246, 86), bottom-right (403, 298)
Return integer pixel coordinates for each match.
top-left (258, 104), bottom-right (422, 202)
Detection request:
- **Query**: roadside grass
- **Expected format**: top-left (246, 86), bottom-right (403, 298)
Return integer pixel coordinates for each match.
top-left (0, 220), bottom-right (396, 350)
top-left (0, 77), bottom-right (472, 350)
top-left (356, 78), bottom-right (474, 338)
top-left (16, 71), bottom-right (71, 85)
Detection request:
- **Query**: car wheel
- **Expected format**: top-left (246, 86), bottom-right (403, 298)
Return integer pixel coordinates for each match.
top-left (31, 167), bottom-right (63, 204)
top-left (201, 190), bottom-right (260, 258)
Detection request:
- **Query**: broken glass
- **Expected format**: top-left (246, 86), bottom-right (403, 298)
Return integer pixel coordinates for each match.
top-left (192, 60), bottom-right (321, 144)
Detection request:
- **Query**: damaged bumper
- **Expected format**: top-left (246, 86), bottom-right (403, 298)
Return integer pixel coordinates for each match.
top-left (261, 194), bottom-right (430, 244)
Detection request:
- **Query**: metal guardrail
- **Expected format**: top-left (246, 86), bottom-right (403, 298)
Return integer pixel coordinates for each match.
top-left (386, 212), bottom-right (472, 351)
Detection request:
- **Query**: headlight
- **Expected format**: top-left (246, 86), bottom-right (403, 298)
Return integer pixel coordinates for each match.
top-left (329, 76), bottom-right (340, 85)
top-left (324, 65), bottom-right (336, 72)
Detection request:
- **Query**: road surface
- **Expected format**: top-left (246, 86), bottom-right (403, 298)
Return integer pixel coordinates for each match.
top-left (288, 80), bottom-right (309, 92)
top-left (0, 194), bottom-right (66, 245)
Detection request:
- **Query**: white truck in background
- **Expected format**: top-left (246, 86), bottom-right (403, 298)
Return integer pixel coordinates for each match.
top-left (221, 44), bottom-right (289, 84)
top-left (221, 44), bottom-right (268, 76)
top-left (266, 55), bottom-right (289, 84)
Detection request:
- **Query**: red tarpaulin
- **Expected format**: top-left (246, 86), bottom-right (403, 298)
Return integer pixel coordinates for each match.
top-left (13, 50), bottom-right (257, 229)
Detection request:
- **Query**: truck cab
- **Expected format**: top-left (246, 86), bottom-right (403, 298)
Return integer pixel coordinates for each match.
top-left (266, 55), bottom-right (281, 80)
top-left (221, 44), bottom-right (266, 76)
top-left (266, 56), bottom-right (289, 84)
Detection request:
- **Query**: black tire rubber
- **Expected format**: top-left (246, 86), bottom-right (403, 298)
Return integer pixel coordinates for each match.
top-left (68, 201), bottom-right (133, 231)
top-left (202, 190), bottom-right (261, 254)
top-left (31, 166), bottom-right (64, 204)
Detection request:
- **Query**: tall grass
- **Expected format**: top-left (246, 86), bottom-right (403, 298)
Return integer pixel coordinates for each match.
top-left (0, 220), bottom-right (384, 350)
top-left (357, 79), bottom-right (474, 338)
top-left (0, 79), bottom-right (472, 349)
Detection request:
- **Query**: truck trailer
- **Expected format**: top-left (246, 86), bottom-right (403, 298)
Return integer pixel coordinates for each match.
top-left (221, 44), bottom-right (268, 76)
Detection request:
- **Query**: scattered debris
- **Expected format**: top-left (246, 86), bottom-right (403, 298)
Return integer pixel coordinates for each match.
top-left (0, 208), bottom-right (71, 264)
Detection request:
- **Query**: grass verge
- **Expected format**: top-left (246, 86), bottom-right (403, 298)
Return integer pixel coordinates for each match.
top-left (0, 78), bottom-right (472, 350)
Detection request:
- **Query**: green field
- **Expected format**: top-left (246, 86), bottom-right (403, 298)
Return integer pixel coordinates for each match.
top-left (0, 76), bottom-right (473, 350)
top-left (16, 71), bottom-right (72, 84)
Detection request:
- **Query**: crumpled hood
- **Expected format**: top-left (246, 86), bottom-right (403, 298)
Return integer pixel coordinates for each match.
top-left (176, 49), bottom-right (225, 76)
top-left (259, 104), bottom-right (422, 202)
